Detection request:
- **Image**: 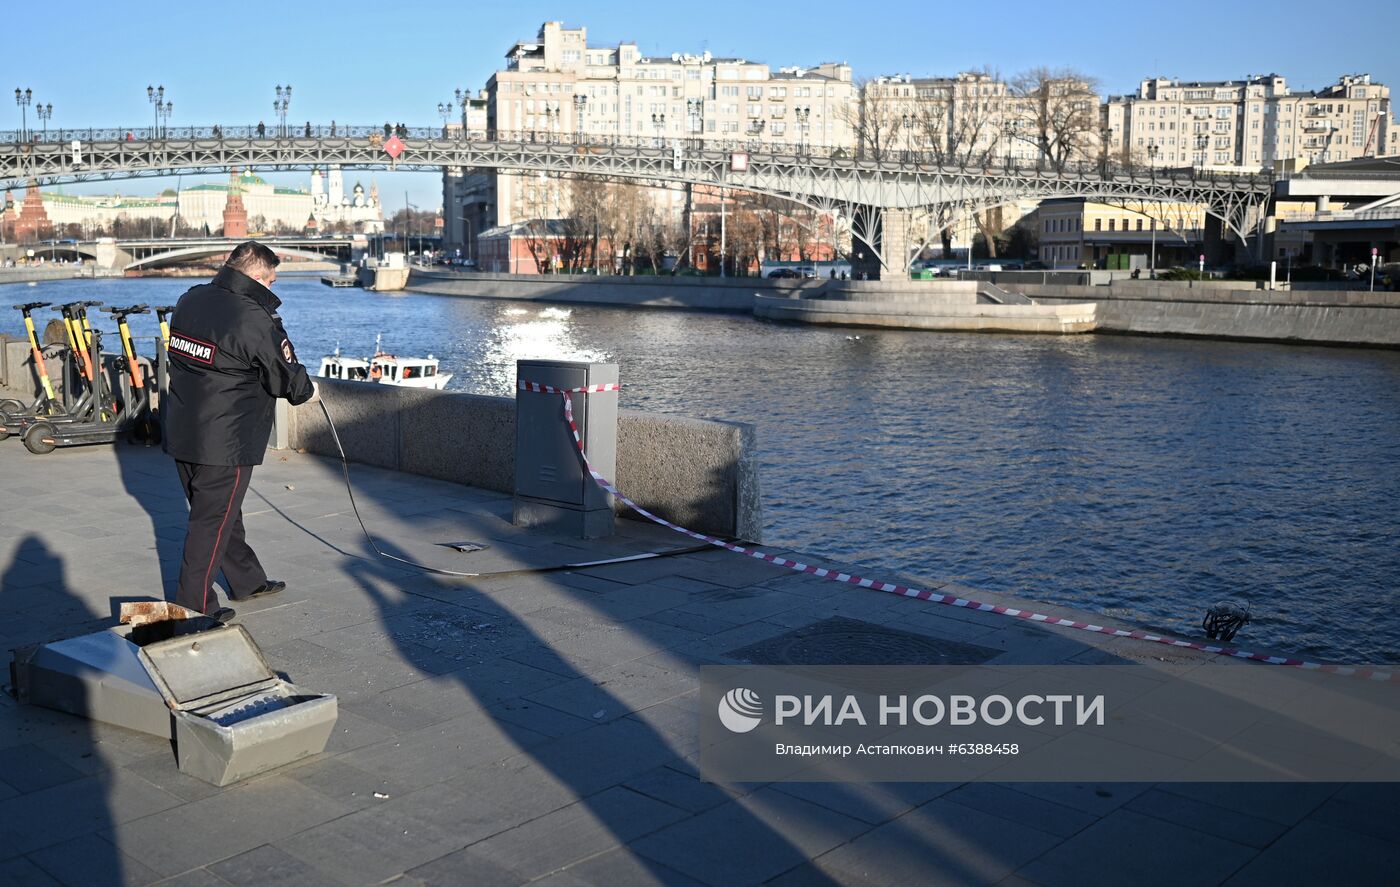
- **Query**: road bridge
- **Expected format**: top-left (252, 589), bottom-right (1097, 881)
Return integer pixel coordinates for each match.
top-left (20, 236), bottom-right (355, 271)
top-left (2, 126), bottom-right (1273, 275)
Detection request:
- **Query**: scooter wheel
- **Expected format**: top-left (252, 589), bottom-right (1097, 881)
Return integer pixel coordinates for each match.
top-left (23, 421), bottom-right (58, 455)
top-left (0, 398), bottom-right (24, 416)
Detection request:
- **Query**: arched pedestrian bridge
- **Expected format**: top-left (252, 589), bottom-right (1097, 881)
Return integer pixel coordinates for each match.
top-left (2, 126), bottom-right (1274, 273)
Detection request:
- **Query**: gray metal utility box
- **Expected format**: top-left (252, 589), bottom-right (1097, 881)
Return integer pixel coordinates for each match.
top-left (137, 625), bottom-right (338, 786)
top-left (513, 359), bottom-right (618, 538)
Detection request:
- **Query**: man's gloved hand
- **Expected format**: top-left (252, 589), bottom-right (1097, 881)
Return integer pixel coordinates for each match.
top-left (304, 380), bottom-right (322, 405)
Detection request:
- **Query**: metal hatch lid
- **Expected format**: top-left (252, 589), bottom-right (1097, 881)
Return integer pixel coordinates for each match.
top-left (136, 625), bottom-right (278, 708)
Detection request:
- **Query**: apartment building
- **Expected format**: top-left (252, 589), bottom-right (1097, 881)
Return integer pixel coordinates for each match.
top-left (1104, 73), bottom-right (1393, 171)
top-left (443, 21), bottom-right (856, 257)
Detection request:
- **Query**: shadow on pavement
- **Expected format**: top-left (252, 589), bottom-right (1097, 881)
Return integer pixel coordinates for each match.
top-left (1, 536), bottom-right (128, 886)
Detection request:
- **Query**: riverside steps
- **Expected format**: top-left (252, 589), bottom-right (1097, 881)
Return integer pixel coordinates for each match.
top-left (2, 389), bottom-right (1398, 884)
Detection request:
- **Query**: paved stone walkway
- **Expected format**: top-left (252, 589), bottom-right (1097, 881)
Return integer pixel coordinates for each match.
top-left (1, 442), bottom-right (1396, 886)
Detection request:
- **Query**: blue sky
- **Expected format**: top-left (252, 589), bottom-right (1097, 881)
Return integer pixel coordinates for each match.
top-left (10, 0), bottom-right (1395, 211)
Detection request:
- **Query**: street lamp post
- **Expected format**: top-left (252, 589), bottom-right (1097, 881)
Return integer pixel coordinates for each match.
top-left (438, 101), bottom-right (453, 138)
top-left (155, 100), bottom-right (172, 139)
top-left (795, 106), bottom-right (810, 153)
top-left (146, 85), bottom-right (164, 138)
top-left (457, 215), bottom-right (473, 264)
top-left (1100, 126), bottom-right (1113, 177)
top-left (651, 112), bottom-right (665, 147)
top-left (574, 94), bottom-right (587, 142)
top-left (454, 87), bottom-right (470, 137)
top-left (36, 103), bottom-right (52, 140)
top-left (273, 84), bottom-right (292, 137)
top-left (14, 87), bottom-right (32, 142)
top-left (688, 97), bottom-right (705, 147)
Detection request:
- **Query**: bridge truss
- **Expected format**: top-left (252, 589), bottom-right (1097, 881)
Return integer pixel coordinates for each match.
top-left (2, 129), bottom-right (1274, 273)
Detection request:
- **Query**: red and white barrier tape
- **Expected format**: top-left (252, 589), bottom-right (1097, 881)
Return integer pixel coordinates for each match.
top-left (519, 380), bottom-right (1395, 682)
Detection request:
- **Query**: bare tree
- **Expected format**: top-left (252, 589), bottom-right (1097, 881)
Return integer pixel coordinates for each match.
top-left (844, 77), bottom-right (907, 162)
top-left (913, 70), bottom-right (1007, 167)
top-left (1009, 67), bottom-right (1101, 173)
top-left (606, 182), bottom-right (650, 275)
top-left (727, 207), bottom-right (765, 276)
top-left (563, 177), bottom-right (609, 271)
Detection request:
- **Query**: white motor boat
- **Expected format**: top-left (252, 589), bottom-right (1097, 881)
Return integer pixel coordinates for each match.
top-left (318, 336), bottom-right (452, 390)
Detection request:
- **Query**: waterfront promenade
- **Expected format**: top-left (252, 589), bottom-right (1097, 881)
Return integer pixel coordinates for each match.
top-left (2, 441), bottom-right (1397, 885)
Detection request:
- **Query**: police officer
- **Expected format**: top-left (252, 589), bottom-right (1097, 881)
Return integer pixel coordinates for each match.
top-left (163, 241), bottom-right (319, 621)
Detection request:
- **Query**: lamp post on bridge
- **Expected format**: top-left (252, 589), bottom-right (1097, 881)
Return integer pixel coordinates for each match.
top-left (273, 84), bottom-right (292, 137)
top-left (146, 85), bottom-right (164, 138)
top-left (36, 103), bottom-right (52, 140)
top-left (795, 106), bottom-right (810, 154)
top-left (651, 112), bottom-right (665, 148)
top-left (15, 87), bottom-right (32, 142)
top-left (1100, 126), bottom-right (1113, 178)
top-left (573, 94), bottom-right (587, 143)
top-left (686, 98), bottom-right (702, 149)
top-left (155, 100), bottom-right (172, 139)
top-left (437, 101), bottom-right (453, 138)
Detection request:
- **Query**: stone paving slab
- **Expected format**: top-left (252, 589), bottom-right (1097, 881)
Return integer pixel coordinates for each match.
top-left (0, 442), bottom-right (1396, 885)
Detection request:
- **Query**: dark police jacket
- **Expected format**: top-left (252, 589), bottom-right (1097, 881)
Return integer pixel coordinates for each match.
top-left (162, 266), bottom-right (315, 466)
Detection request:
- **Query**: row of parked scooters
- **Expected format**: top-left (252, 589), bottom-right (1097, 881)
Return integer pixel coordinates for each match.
top-left (0, 300), bottom-right (173, 455)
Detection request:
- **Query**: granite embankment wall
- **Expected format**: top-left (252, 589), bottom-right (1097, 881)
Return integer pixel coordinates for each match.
top-left (280, 379), bottom-right (762, 542)
top-left (407, 269), bottom-right (895, 311)
top-left (1016, 282), bottom-right (1400, 347)
top-left (2, 339), bottom-right (761, 540)
top-left (409, 270), bottom-right (1400, 347)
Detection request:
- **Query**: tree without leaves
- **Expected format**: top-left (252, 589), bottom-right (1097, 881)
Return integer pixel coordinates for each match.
top-left (912, 69), bottom-right (1008, 168)
top-left (1009, 67), bottom-right (1101, 173)
top-left (563, 177), bottom-right (609, 272)
top-left (843, 77), bottom-right (907, 162)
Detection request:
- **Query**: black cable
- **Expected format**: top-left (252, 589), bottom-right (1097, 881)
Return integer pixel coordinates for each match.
top-left (1203, 600), bottom-right (1251, 642)
top-left (316, 399), bottom-right (707, 578)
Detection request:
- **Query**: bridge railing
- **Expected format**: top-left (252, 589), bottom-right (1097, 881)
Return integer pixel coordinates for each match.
top-left (0, 125), bottom-right (1273, 192)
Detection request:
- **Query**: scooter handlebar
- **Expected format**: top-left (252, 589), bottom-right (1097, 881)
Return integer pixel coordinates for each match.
top-left (102, 304), bottom-right (151, 315)
top-left (57, 300), bottom-right (104, 311)
top-left (13, 302), bottom-right (52, 311)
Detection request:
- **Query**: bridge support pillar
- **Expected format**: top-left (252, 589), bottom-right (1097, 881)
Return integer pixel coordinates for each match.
top-left (851, 207), bottom-right (917, 280)
top-left (94, 237), bottom-right (131, 270)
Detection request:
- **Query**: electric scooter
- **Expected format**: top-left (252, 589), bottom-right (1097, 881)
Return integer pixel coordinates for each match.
top-left (1, 301), bottom-right (112, 440)
top-left (0, 302), bottom-right (68, 428)
top-left (21, 305), bottom-right (158, 454)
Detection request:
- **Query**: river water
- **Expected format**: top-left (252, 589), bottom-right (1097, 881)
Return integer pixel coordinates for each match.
top-left (7, 274), bottom-right (1400, 663)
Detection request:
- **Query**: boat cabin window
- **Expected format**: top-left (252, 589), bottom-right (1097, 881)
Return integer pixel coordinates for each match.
top-left (348, 366), bottom-right (369, 380)
top-left (403, 365), bottom-right (416, 379)
top-left (424, 366), bottom-right (436, 377)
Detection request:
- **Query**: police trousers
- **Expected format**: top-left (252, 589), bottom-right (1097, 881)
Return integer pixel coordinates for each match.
top-left (174, 462), bottom-right (267, 614)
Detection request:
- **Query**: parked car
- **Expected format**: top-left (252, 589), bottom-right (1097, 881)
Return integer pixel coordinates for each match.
top-left (768, 268), bottom-right (802, 279)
